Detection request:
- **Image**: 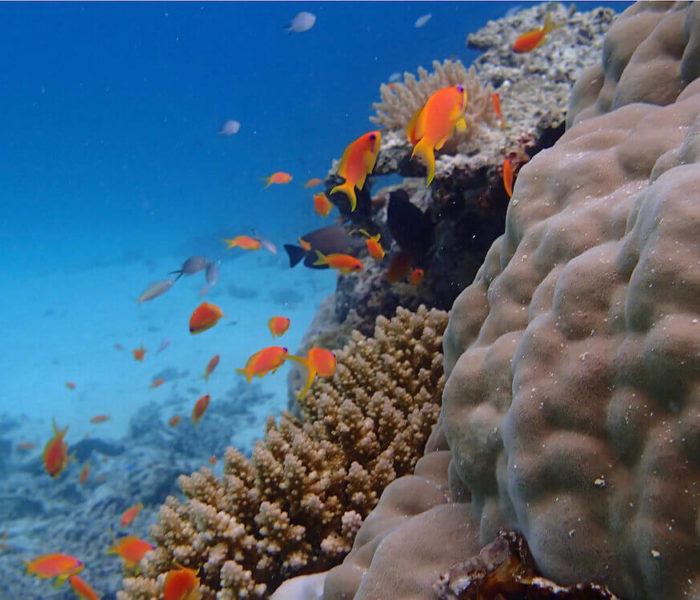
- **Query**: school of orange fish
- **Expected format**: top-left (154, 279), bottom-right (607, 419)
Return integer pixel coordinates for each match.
top-left (20, 12), bottom-right (560, 599)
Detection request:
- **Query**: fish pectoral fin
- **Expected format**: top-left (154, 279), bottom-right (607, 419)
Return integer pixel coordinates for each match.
top-left (455, 117), bottom-right (467, 132)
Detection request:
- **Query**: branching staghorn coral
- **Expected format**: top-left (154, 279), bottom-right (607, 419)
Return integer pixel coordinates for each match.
top-left (118, 305), bottom-right (448, 600)
top-left (371, 59), bottom-right (497, 146)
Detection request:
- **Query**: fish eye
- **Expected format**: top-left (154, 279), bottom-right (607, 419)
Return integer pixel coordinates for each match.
top-left (369, 133), bottom-right (376, 141)
top-left (457, 85), bottom-right (464, 93)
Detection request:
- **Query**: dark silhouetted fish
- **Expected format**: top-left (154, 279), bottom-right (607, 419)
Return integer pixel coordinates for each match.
top-left (170, 256), bottom-right (209, 280)
top-left (387, 190), bottom-right (434, 258)
top-left (284, 226), bottom-right (358, 269)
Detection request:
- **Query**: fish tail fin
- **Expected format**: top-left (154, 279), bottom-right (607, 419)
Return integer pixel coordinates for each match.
top-left (168, 269), bottom-right (184, 281)
top-left (23, 559), bottom-right (33, 574)
top-left (411, 138), bottom-right (436, 185)
top-left (235, 367), bottom-right (253, 384)
top-left (543, 8), bottom-right (563, 33)
top-left (312, 250), bottom-right (327, 267)
top-left (284, 355), bottom-right (316, 399)
top-left (261, 176), bottom-right (272, 188)
top-left (330, 181), bottom-right (357, 212)
top-left (283, 244), bottom-right (306, 268)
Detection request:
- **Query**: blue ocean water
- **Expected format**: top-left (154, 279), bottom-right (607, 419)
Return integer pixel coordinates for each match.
top-left (0, 2), bottom-right (632, 598)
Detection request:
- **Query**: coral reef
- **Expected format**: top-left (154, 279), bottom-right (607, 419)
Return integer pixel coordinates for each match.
top-left (119, 306), bottom-right (448, 599)
top-left (321, 3), bottom-right (700, 600)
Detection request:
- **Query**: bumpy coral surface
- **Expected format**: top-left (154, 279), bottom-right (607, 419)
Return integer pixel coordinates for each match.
top-left (118, 306), bottom-right (447, 600)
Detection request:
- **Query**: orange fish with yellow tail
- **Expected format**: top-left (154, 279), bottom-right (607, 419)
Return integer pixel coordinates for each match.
top-left (330, 131), bottom-right (381, 212)
top-left (285, 347), bottom-right (337, 399)
top-left (356, 229), bottom-right (385, 260)
top-left (313, 250), bottom-right (363, 274)
top-left (221, 235), bottom-right (262, 251)
top-left (164, 565), bottom-right (202, 600)
top-left (191, 394), bottom-right (211, 426)
top-left (120, 502), bottom-right (144, 527)
top-left (24, 552), bottom-right (84, 587)
top-left (313, 193), bottom-right (334, 217)
top-left (503, 157), bottom-right (514, 198)
top-left (512, 9), bottom-right (562, 53)
top-left (69, 574), bottom-right (101, 600)
top-left (189, 302), bottom-right (225, 334)
top-left (107, 534), bottom-right (154, 571)
top-left (262, 171), bottom-right (292, 187)
top-left (43, 418), bottom-right (72, 478)
top-left (407, 85), bottom-right (467, 185)
top-left (268, 316), bottom-right (290, 339)
top-left (203, 354), bottom-right (220, 380)
top-left (236, 346), bottom-right (289, 383)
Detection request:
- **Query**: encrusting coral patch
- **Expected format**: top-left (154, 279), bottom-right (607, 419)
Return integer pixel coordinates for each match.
top-left (117, 305), bottom-right (448, 599)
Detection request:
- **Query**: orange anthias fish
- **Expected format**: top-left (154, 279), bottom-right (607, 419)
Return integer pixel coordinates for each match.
top-left (43, 418), bottom-right (71, 478)
top-left (492, 92), bottom-right (507, 134)
top-left (503, 157), bottom-right (514, 198)
top-left (24, 553), bottom-right (84, 587)
top-left (512, 9), bottom-right (562, 53)
top-left (68, 574), bottom-right (101, 600)
top-left (285, 347), bottom-right (337, 399)
top-left (132, 345), bottom-right (147, 361)
top-left (65, 381), bottom-right (76, 390)
top-left (268, 316), bottom-right (290, 339)
top-left (79, 462), bottom-right (90, 485)
top-left (17, 441), bottom-right (36, 451)
top-left (107, 535), bottom-right (154, 571)
top-left (236, 346), bottom-right (289, 383)
top-left (262, 171), bottom-right (292, 188)
top-left (208, 456), bottom-right (217, 466)
top-left (203, 354), bottom-right (220, 380)
top-left (164, 565), bottom-right (201, 600)
top-left (410, 268), bottom-right (425, 285)
top-left (406, 85), bottom-right (467, 185)
top-left (221, 235), bottom-right (262, 251)
top-left (120, 502), bottom-right (144, 527)
top-left (189, 302), bottom-right (225, 334)
top-left (357, 229), bottom-right (385, 260)
top-left (192, 394), bottom-right (211, 426)
top-left (313, 193), bottom-right (333, 217)
top-left (90, 415), bottom-right (110, 424)
top-left (304, 177), bottom-right (322, 188)
top-left (329, 131), bottom-right (382, 212)
top-left (150, 378), bottom-right (165, 389)
top-left (169, 415), bottom-right (182, 427)
top-left (313, 250), bottom-right (363, 274)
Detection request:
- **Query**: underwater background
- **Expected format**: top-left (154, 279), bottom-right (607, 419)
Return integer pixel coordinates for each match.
top-left (0, 2), bottom-right (634, 599)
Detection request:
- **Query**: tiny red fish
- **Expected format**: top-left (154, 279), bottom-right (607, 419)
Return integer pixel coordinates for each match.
top-left (79, 462), bottom-right (90, 485)
top-left (65, 381), bottom-right (76, 390)
top-left (43, 418), bottom-right (71, 478)
top-left (132, 346), bottom-right (146, 361)
top-left (262, 171), bottom-right (292, 187)
top-left (192, 394), bottom-right (211, 426)
top-left (221, 235), bottom-right (262, 250)
top-left (90, 415), bottom-right (110, 424)
top-left (120, 502), bottom-right (144, 528)
top-left (313, 193), bottom-right (333, 217)
top-left (236, 346), bottom-right (289, 383)
top-left (169, 415), bottom-right (182, 427)
top-left (203, 355), bottom-right (220, 380)
top-left (492, 92), bottom-right (507, 134)
top-left (208, 456), bottom-right (217, 465)
top-left (150, 378), bottom-right (165, 389)
top-left (107, 535), bottom-right (154, 571)
top-left (313, 251), bottom-right (363, 274)
top-left (24, 553), bottom-right (84, 587)
top-left (503, 157), bottom-right (514, 198)
top-left (513, 10), bottom-right (562, 53)
top-left (410, 268), bottom-right (425, 285)
top-left (268, 316), bottom-right (290, 339)
top-left (284, 347), bottom-right (337, 399)
top-left (68, 574), bottom-right (100, 600)
top-left (386, 251), bottom-right (412, 283)
top-left (189, 302), bottom-right (225, 334)
top-left (357, 229), bottom-right (384, 260)
top-left (304, 177), bottom-right (322, 188)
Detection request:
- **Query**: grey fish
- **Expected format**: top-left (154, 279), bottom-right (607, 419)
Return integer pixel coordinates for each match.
top-left (252, 231), bottom-right (278, 255)
top-left (286, 11), bottom-right (316, 33)
top-left (205, 261), bottom-right (220, 286)
top-left (218, 120), bottom-right (240, 135)
top-left (170, 256), bottom-right (209, 280)
top-left (137, 278), bottom-right (176, 304)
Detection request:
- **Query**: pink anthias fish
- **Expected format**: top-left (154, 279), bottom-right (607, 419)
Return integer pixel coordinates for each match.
top-left (136, 279), bottom-right (176, 304)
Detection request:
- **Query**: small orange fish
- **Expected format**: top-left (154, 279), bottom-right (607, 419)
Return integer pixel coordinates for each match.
top-left (221, 235), bottom-right (262, 250)
top-left (386, 251), bottom-right (412, 283)
top-left (164, 565), bottom-right (201, 600)
top-left (79, 462), bottom-right (90, 485)
top-left (407, 85), bottom-right (467, 185)
top-left (43, 418), bottom-right (71, 478)
top-left (304, 177), bottom-right (322, 188)
top-left (68, 574), bottom-right (101, 600)
top-left (90, 415), bottom-right (110, 424)
top-left (513, 9), bottom-right (562, 53)
top-left (169, 415), bottom-right (182, 427)
top-left (150, 377), bottom-right (165, 389)
top-left (17, 441), bottom-right (36, 451)
top-left (410, 268), bottom-right (425, 285)
top-left (313, 250), bottom-right (363, 274)
top-left (189, 302), bottom-right (225, 335)
top-left (132, 345), bottom-right (147, 361)
top-left (236, 346), bottom-right (289, 383)
top-left (107, 535), bottom-right (154, 571)
top-left (492, 92), bottom-right (507, 134)
top-left (330, 131), bottom-right (382, 212)
top-left (503, 157), bottom-right (514, 198)
top-left (208, 456), bottom-right (217, 466)
top-left (268, 316), bottom-right (290, 339)
top-left (298, 237), bottom-right (312, 252)
top-left (203, 355), bottom-right (220, 380)
top-left (357, 229), bottom-right (385, 260)
top-left (120, 502), bottom-right (144, 528)
top-left (285, 347), bottom-right (337, 399)
top-left (25, 553), bottom-right (84, 587)
top-left (65, 381), bottom-right (76, 390)
top-left (262, 171), bottom-right (292, 188)
top-left (192, 394), bottom-right (211, 426)
top-left (313, 193), bottom-right (334, 217)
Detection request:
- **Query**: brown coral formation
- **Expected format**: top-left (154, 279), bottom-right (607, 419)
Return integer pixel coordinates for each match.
top-left (118, 305), bottom-right (448, 600)
top-left (321, 3), bottom-right (700, 600)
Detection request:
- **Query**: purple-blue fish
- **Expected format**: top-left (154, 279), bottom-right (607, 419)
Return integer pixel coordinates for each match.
top-left (170, 256), bottom-right (209, 280)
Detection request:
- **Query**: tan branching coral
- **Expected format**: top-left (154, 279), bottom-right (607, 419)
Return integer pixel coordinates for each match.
top-left (371, 59), bottom-right (497, 150)
top-left (118, 305), bottom-right (448, 600)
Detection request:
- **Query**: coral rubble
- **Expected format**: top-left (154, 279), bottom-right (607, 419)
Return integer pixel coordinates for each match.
top-left (119, 306), bottom-right (448, 599)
